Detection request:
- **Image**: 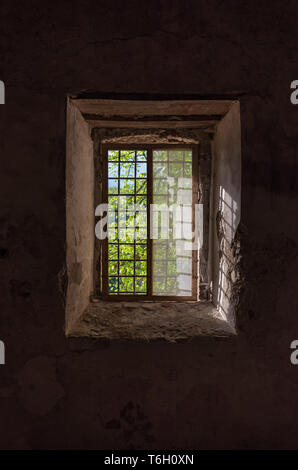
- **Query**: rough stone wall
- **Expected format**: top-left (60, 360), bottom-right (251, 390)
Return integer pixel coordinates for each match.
top-left (1, 0), bottom-right (298, 450)
top-left (71, 300), bottom-right (234, 341)
top-left (65, 100), bottom-right (94, 332)
top-left (212, 102), bottom-right (241, 325)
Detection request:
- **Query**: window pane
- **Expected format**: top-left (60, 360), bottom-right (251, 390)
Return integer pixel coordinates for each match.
top-left (135, 244), bottom-right (147, 260)
top-left (105, 147), bottom-right (193, 298)
top-left (153, 162), bottom-right (168, 178)
top-left (153, 179), bottom-right (168, 194)
top-left (108, 179), bottom-right (118, 194)
top-left (108, 150), bottom-right (119, 161)
top-left (184, 163), bottom-right (192, 177)
top-left (108, 244), bottom-right (118, 260)
top-left (136, 195), bottom-right (147, 210)
top-left (108, 162), bottom-right (119, 178)
top-left (136, 162), bottom-right (147, 177)
top-left (119, 261), bottom-right (134, 275)
top-left (135, 261), bottom-right (147, 276)
top-left (170, 150), bottom-right (184, 161)
top-left (118, 195), bottom-right (135, 211)
top-left (119, 277), bottom-right (134, 292)
top-left (169, 162), bottom-right (183, 178)
top-left (120, 150), bottom-right (135, 161)
top-left (120, 179), bottom-right (135, 194)
top-left (120, 162), bottom-right (135, 178)
top-left (106, 148), bottom-right (149, 296)
top-left (119, 244), bottom-right (134, 260)
top-left (152, 149), bottom-right (193, 296)
top-left (136, 180), bottom-right (147, 194)
top-left (153, 150), bottom-right (167, 161)
top-left (135, 277), bottom-right (147, 293)
top-left (136, 150), bottom-right (147, 161)
top-left (108, 261), bottom-right (118, 276)
top-left (108, 195), bottom-right (118, 211)
top-left (135, 227), bottom-right (147, 242)
top-left (108, 277), bottom-right (118, 293)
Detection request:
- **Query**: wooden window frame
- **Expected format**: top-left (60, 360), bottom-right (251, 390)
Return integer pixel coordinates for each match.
top-left (95, 143), bottom-right (199, 302)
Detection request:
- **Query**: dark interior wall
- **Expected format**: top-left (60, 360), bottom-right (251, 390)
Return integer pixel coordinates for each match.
top-left (1, 0), bottom-right (298, 449)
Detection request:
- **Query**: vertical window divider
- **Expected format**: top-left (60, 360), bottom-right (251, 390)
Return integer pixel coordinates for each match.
top-left (147, 147), bottom-right (153, 297)
top-left (192, 144), bottom-right (199, 299)
top-left (133, 150), bottom-right (136, 295)
top-left (102, 145), bottom-right (108, 296)
top-left (117, 150), bottom-right (120, 295)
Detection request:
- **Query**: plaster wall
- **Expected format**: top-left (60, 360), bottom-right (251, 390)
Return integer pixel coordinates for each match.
top-left (1, 0), bottom-right (298, 449)
top-left (66, 100), bottom-right (94, 332)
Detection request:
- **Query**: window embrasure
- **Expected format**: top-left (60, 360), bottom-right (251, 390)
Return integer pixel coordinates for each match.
top-left (95, 144), bottom-right (199, 301)
top-left (66, 97), bottom-right (240, 339)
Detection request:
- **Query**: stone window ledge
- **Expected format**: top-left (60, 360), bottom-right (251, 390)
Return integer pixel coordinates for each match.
top-left (68, 300), bottom-right (236, 342)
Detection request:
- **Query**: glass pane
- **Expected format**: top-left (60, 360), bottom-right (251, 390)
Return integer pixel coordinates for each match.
top-left (170, 150), bottom-right (184, 161)
top-left (136, 150), bottom-right (147, 161)
top-left (135, 277), bottom-right (147, 293)
top-left (136, 195), bottom-right (147, 210)
top-left (120, 179), bottom-right (135, 194)
top-left (120, 150), bottom-right (135, 161)
top-left (153, 162), bottom-right (168, 178)
top-left (108, 277), bottom-right (118, 293)
top-left (153, 150), bottom-right (167, 161)
top-left (135, 261), bottom-right (147, 276)
top-left (169, 162), bottom-right (183, 178)
top-left (135, 244), bottom-right (147, 260)
top-left (118, 195), bottom-right (134, 211)
top-left (119, 261), bottom-right (134, 275)
top-left (136, 180), bottom-right (147, 194)
top-left (185, 150), bottom-right (192, 161)
top-left (108, 179), bottom-right (118, 194)
top-left (153, 179), bottom-right (167, 194)
top-left (108, 150), bottom-right (119, 161)
top-left (122, 212), bottom-right (135, 229)
top-left (152, 149), bottom-right (193, 296)
top-left (118, 228), bottom-right (135, 242)
top-left (108, 195), bottom-right (118, 211)
top-left (135, 227), bottom-right (147, 241)
top-left (119, 277), bottom-right (134, 292)
top-left (108, 162), bottom-right (119, 178)
top-left (135, 212), bottom-right (147, 227)
top-left (136, 162), bottom-right (147, 177)
top-left (120, 162), bottom-right (135, 178)
top-left (153, 261), bottom-right (165, 275)
top-left (108, 261), bottom-right (118, 276)
top-left (106, 148), bottom-right (149, 296)
top-left (108, 244), bottom-right (118, 260)
top-left (119, 244), bottom-right (134, 260)
top-left (109, 227), bottom-right (118, 243)
top-left (184, 163), bottom-right (192, 177)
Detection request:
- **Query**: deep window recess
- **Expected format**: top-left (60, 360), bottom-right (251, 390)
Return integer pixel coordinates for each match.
top-left (100, 144), bottom-right (198, 300)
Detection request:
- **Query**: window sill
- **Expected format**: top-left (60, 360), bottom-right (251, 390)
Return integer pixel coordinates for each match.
top-left (67, 300), bottom-right (236, 342)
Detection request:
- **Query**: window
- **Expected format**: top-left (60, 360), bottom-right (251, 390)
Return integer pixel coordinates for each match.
top-left (66, 97), bottom-right (241, 339)
top-left (99, 144), bottom-right (198, 300)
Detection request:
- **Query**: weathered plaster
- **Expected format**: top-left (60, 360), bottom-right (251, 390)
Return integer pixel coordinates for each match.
top-left (1, 0), bottom-right (298, 450)
top-left (212, 102), bottom-right (241, 326)
top-left (65, 100), bottom-right (94, 332)
top-left (71, 300), bottom-right (235, 341)
top-left (67, 120), bottom-right (224, 337)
